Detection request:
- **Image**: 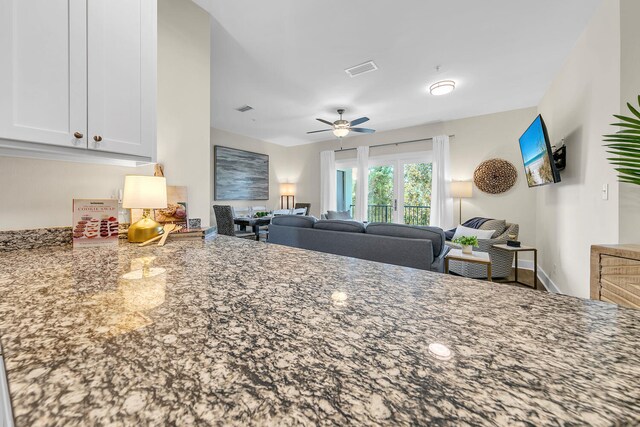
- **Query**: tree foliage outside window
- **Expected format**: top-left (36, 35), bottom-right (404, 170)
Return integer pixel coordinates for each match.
top-left (356, 163), bottom-right (432, 224)
top-left (403, 163), bottom-right (432, 225)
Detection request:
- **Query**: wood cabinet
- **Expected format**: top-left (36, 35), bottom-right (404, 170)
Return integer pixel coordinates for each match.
top-left (591, 244), bottom-right (640, 309)
top-left (0, 0), bottom-right (156, 163)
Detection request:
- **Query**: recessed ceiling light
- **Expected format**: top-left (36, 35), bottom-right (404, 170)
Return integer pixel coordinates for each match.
top-left (429, 80), bottom-right (456, 96)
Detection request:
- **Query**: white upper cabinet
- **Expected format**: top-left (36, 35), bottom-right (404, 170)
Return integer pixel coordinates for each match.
top-left (87, 0), bottom-right (156, 158)
top-left (0, 0), bottom-right (88, 149)
top-left (0, 0), bottom-right (156, 162)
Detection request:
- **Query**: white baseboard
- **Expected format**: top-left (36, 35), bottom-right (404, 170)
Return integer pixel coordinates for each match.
top-left (513, 260), bottom-right (562, 294)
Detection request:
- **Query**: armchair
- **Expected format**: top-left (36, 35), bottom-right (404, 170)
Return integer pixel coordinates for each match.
top-left (446, 223), bottom-right (519, 279)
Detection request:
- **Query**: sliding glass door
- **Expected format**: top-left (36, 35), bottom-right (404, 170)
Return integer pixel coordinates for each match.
top-left (365, 154), bottom-right (432, 224)
top-left (336, 153), bottom-right (432, 224)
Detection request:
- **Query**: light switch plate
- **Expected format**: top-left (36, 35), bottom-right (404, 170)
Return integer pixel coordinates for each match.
top-left (602, 184), bottom-right (609, 200)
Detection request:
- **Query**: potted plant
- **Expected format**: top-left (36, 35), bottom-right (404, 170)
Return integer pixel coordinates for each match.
top-left (452, 236), bottom-right (479, 255)
top-left (604, 95), bottom-right (640, 185)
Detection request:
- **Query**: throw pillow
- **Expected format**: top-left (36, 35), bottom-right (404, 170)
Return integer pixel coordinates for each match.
top-left (451, 224), bottom-right (495, 241)
top-left (479, 219), bottom-right (507, 238)
top-left (326, 210), bottom-right (352, 220)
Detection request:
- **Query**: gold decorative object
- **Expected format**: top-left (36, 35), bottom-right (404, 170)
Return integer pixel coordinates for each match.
top-left (473, 159), bottom-right (518, 194)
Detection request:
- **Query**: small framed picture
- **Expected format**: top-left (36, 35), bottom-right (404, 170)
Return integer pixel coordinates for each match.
top-left (188, 218), bottom-right (201, 229)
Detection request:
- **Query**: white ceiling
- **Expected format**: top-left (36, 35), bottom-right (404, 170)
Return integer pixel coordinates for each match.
top-left (198, 0), bottom-right (601, 146)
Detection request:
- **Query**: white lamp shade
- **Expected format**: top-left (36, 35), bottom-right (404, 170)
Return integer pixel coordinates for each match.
top-left (451, 181), bottom-right (473, 198)
top-left (333, 128), bottom-right (349, 138)
top-left (280, 183), bottom-right (296, 196)
top-left (122, 175), bottom-right (168, 209)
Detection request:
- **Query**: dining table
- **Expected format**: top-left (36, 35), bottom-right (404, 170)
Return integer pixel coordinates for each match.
top-left (233, 216), bottom-right (273, 240)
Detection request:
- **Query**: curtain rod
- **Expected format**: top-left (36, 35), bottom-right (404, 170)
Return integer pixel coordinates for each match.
top-left (334, 135), bottom-right (455, 153)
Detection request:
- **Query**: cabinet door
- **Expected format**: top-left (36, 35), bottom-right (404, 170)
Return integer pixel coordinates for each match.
top-left (0, 0), bottom-right (87, 149)
top-left (87, 0), bottom-right (157, 158)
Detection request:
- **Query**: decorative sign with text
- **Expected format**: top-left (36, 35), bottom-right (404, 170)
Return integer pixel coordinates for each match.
top-left (72, 199), bottom-right (119, 248)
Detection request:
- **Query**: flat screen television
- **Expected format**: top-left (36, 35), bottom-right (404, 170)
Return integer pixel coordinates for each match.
top-left (518, 114), bottom-right (561, 187)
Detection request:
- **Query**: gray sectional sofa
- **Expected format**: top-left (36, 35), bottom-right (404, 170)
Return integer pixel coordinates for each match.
top-left (267, 216), bottom-right (449, 272)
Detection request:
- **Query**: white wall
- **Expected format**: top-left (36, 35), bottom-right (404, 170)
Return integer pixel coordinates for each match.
top-left (0, 0), bottom-right (211, 231)
top-left (287, 108), bottom-right (539, 250)
top-left (618, 0), bottom-right (640, 243)
top-left (158, 0), bottom-right (211, 227)
top-left (536, 0), bottom-right (621, 297)
top-left (211, 128), bottom-right (291, 224)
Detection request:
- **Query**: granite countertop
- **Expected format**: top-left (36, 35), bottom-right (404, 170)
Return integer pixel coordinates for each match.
top-left (0, 237), bottom-right (639, 426)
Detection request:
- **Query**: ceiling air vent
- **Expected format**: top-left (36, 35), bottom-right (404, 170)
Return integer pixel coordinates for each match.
top-left (345, 61), bottom-right (378, 78)
top-left (235, 105), bottom-right (253, 113)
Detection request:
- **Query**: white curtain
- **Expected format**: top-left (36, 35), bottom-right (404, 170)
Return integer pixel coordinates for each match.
top-left (355, 146), bottom-right (369, 222)
top-left (320, 150), bottom-right (336, 214)
top-left (430, 135), bottom-right (454, 229)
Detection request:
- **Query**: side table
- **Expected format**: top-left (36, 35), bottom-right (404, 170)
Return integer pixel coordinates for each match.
top-left (492, 244), bottom-right (538, 289)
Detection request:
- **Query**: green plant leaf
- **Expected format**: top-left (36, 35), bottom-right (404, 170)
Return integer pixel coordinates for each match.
top-left (607, 156), bottom-right (640, 163)
top-left (609, 162), bottom-right (640, 169)
top-left (616, 129), bottom-right (640, 135)
top-left (627, 102), bottom-right (640, 120)
top-left (604, 97), bottom-right (640, 185)
top-left (619, 177), bottom-right (640, 185)
top-left (614, 168), bottom-right (640, 177)
top-left (604, 144), bottom-right (640, 152)
top-left (603, 137), bottom-right (640, 143)
top-left (611, 122), bottom-right (640, 130)
top-left (613, 114), bottom-right (640, 126)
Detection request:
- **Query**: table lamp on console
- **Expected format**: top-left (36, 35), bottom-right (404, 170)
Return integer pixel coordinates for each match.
top-left (122, 175), bottom-right (168, 243)
top-left (280, 183), bottom-right (296, 209)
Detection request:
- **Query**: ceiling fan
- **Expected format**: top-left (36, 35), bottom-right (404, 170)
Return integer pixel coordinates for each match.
top-left (307, 109), bottom-right (375, 138)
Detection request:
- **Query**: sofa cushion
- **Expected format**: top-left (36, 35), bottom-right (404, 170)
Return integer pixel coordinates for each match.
top-left (271, 215), bottom-right (317, 228)
top-left (479, 219), bottom-right (507, 238)
top-left (326, 210), bottom-right (352, 220)
top-left (314, 220), bottom-right (365, 233)
top-left (366, 223), bottom-right (446, 256)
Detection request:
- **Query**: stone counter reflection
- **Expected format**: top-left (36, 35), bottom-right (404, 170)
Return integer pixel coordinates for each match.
top-left (86, 256), bottom-right (167, 338)
top-left (0, 236), bottom-right (639, 426)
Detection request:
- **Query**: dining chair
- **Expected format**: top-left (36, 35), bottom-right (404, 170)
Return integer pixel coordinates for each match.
top-left (213, 205), bottom-right (255, 239)
top-left (294, 203), bottom-right (311, 215)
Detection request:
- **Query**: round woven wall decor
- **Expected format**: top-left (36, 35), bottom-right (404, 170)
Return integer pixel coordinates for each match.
top-left (473, 158), bottom-right (518, 194)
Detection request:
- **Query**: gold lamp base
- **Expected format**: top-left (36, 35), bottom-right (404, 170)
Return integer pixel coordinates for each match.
top-left (128, 210), bottom-right (164, 243)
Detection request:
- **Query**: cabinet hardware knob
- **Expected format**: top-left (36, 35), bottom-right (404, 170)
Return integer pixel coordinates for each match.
top-left (93, 135), bottom-right (103, 143)
top-left (73, 132), bottom-right (83, 139)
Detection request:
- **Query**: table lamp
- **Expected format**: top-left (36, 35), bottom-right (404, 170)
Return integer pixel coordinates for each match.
top-left (450, 181), bottom-right (473, 224)
top-left (122, 175), bottom-right (167, 242)
top-left (280, 183), bottom-right (296, 209)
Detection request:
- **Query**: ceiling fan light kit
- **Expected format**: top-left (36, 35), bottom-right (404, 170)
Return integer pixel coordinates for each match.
top-left (333, 127), bottom-right (350, 138)
top-left (429, 80), bottom-right (456, 96)
top-left (307, 108), bottom-right (376, 138)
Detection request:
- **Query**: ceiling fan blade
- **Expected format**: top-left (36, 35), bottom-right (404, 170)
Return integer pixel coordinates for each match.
top-left (350, 117), bottom-right (369, 127)
top-left (350, 128), bottom-right (376, 134)
top-left (307, 129), bottom-right (333, 134)
top-left (316, 118), bottom-right (335, 126)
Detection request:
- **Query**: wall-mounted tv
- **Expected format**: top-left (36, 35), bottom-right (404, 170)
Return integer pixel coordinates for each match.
top-left (518, 114), bottom-right (561, 187)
